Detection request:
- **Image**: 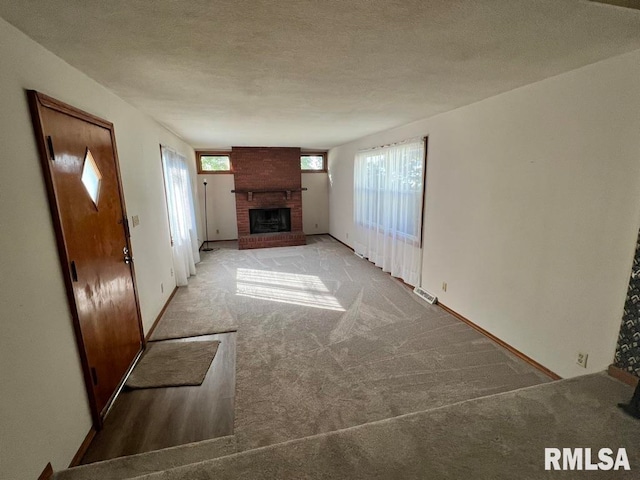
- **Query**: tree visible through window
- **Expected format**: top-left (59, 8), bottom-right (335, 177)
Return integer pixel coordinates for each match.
top-left (301, 153), bottom-right (326, 171)
top-left (197, 151), bottom-right (231, 173)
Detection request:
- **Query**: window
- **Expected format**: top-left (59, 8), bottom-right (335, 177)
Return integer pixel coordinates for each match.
top-left (197, 151), bottom-right (231, 174)
top-left (354, 142), bottom-right (424, 240)
top-left (161, 146), bottom-right (200, 286)
top-left (353, 138), bottom-right (425, 286)
top-left (301, 152), bottom-right (327, 172)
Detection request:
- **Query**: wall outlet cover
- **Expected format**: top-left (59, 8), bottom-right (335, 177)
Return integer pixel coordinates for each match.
top-left (576, 352), bottom-right (588, 368)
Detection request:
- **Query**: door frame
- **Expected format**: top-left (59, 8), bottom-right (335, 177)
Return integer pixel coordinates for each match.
top-left (27, 90), bottom-right (145, 428)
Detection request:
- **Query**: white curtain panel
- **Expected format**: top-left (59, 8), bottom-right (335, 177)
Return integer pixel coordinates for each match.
top-left (353, 139), bottom-right (425, 286)
top-left (161, 146), bottom-right (200, 286)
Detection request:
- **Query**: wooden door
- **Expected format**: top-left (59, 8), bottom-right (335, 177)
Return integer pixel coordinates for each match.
top-left (28, 91), bottom-right (144, 426)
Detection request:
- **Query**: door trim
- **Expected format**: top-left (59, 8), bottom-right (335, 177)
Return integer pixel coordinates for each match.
top-left (27, 90), bottom-right (145, 428)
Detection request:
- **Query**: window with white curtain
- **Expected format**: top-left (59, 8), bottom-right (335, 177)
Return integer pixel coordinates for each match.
top-left (353, 138), bottom-right (425, 286)
top-left (161, 145), bottom-right (200, 286)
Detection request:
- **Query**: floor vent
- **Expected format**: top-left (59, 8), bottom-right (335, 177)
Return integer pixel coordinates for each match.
top-left (414, 287), bottom-right (437, 304)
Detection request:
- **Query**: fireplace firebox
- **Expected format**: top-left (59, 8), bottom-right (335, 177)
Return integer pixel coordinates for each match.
top-left (249, 208), bottom-right (291, 234)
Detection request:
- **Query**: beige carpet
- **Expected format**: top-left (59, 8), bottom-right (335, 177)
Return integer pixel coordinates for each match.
top-left (149, 320), bottom-right (237, 342)
top-left (54, 374), bottom-right (638, 479)
top-left (57, 237), bottom-right (637, 480)
top-left (149, 287), bottom-right (237, 341)
top-left (126, 340), bottom-right (219, 389)
top-left (151, 236), bottom-right (551, 451)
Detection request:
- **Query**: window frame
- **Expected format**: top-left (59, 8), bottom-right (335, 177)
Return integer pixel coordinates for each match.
top-left (196, 150), bottom-right (233, 174)
top-left (353, 139), bottom-right (426, 246)
top-left (300, 152), bottom-right (327, 173)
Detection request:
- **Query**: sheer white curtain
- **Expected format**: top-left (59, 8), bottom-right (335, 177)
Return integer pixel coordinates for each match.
top-left (353, 138), bottom-right (425, 286)
top-left (161, 146), bottom-right (200, 286)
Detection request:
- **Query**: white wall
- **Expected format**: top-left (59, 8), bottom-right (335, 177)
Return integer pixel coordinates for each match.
top-left (329, 49), bottom-right (640, 379)
top-left (302, 172), bottom-right (330, 234)
top-left (196, 174), bottom-right (238, 242)
top-left (0, 18), bottom-right (195, 479)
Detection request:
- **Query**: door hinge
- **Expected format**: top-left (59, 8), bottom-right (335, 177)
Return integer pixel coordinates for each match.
top-left (91, 367), bottom-right (98, 386)
top-left (123, 216), bottom-right (131, 238)
top-left (46, 136), bottom-right (55, 161)
top-left (70, 260), bottom-right (78, 282)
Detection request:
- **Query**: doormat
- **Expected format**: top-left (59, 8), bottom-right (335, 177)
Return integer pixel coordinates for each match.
top-left (126, 340), bottom-right (220, 389)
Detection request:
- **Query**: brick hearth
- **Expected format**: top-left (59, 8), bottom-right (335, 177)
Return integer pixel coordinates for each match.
top-left (232, 147), bottom-right (306, 250)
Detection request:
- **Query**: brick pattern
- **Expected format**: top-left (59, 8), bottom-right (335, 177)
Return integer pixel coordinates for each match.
top-left (232, 147), bottom-right (306, 249)
top-left (238, 232), bottom-right (307, 250)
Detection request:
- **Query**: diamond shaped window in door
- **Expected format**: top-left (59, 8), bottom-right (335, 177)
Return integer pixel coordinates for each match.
top-left (81, 149), bottom-right (102, 206)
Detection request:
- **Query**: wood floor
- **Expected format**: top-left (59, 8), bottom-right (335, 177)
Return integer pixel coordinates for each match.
top-left (81, 332), bottom-right (236, 464)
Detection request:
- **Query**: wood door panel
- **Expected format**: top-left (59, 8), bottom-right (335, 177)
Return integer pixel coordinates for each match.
top-left (29, 91), bottom-right (143, 423)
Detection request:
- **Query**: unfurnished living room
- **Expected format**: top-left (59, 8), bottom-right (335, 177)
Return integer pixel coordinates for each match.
top-left (2, 1), bottom-right (640, 479)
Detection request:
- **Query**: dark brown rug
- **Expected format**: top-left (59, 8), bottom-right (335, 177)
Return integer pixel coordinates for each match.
top-left (126, 340), bottom-right (220, 389)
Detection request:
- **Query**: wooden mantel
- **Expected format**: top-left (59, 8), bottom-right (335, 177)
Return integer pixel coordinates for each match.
top-left (231, 187), bottom-right (307, 201)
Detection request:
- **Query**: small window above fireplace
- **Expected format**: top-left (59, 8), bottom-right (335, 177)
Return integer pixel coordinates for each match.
top-left (301, 152), bottom-right (327, 172)
top-left (197, 151), bottom-right (231, 174)
top-left (250, 208), bottom-right (291, 234)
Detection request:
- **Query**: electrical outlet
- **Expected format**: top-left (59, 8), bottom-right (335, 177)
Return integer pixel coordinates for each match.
top-left (442, 282), bottom-right (447, 292)
top-left (315, 223), bottom-right (318, 228)
top-left (161, 282), bottom-right (164, 293)
top-left (131, 215), bottom-right (140, 227)
top-left (346, 233), bottom-right (349, 239)
top-left (216, 229), bottom-right (219, 234)
top-left (576, 352), bottom-right (588, 368)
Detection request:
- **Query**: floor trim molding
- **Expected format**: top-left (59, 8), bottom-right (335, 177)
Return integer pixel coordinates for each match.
top-left (200, 239), bottom-right (238, 249)
top-left (607, 364), bottom-right (639, 387)
top-left (68, 427), bottom-right (96, 467)
top-left (328, 234), bottom-right (353, 251)
top-left (328, 233), bottom-right (560, 380)
top-left (37, 463), bottom-right (53, 480)
top-left (437, 302), bottom-right (562, 381)
top-left (145, 286), bottom-right (179, 341)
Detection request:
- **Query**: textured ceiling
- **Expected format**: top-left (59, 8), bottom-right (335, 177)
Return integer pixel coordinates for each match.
top-left (1, 1), bottom-right (639, 149)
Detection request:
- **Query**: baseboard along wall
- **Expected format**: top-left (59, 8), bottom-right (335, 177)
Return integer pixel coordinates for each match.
top-left (608, 364), bottom-right (640, 387)
top-left (327, 236), bottom-right (560, 380)
top-left (37, 463), bottom-right (53, 480)
top-left (145, 286), bottom-right (178, 341)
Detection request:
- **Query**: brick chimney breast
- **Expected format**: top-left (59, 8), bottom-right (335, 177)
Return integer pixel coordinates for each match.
top-left (232, 147), bottom-right (306, 249)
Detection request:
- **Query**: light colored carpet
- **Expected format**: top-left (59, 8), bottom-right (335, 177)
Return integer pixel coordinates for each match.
top-left (149, 322), bottom-right (237, 342)
top-left (124, 374), bottom-right (640, 480)
top-left (158, 236), bottom-right (551, 450)
top-left (54, 237), bottom-right (636, 479)
top-left (126, 341), bottom-right (219, 389)
top-left (149, 302), bottom-right (237, 341)
top-left (53, 436), bottom-right (237, 480)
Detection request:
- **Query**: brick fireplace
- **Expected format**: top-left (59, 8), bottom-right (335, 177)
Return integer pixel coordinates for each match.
top-left (232, 147), bottom-right (306, 249)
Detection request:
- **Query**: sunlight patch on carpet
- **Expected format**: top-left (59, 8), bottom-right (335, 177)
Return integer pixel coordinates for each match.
top-left (235, 268), bottom-right (345, 311)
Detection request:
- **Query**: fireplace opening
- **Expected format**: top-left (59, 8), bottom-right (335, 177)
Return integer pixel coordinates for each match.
top-left (249, 208), bottom-right (291, 234)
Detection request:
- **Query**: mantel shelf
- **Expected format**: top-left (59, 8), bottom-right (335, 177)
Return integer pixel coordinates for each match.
top-left (231, 187), bottom-right (307, 201)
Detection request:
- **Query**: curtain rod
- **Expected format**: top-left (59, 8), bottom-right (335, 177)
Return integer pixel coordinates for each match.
top-left (358, 135), bottom-right (427, 153)
top-left (160, 144), bottom-right (187, 159)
